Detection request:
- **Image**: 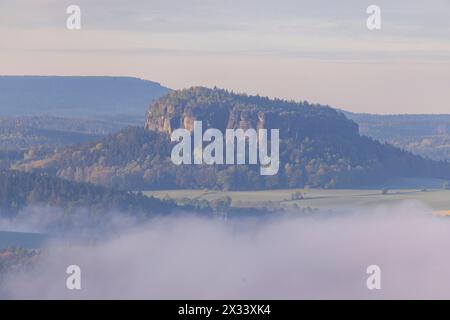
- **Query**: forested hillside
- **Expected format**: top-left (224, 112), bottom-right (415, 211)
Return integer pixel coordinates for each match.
top-left (0, 170), bottom-right (175, 217)
top-left (345, 112), bottom-right (450, 162)
top-left (12, 87), bottom-right (450, 190)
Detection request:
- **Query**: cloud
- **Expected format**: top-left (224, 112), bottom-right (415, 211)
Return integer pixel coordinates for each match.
top-left (2, 201), bottom-right (450, 299)
top-left (0, 0), bottom-right (449, 113)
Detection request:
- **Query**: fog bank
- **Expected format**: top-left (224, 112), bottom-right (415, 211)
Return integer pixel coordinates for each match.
top-left (2, 201), bottom-right (450, 299)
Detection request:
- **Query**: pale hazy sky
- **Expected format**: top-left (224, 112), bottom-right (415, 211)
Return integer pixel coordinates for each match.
top-left (0, 0), bottom-right (449, 114)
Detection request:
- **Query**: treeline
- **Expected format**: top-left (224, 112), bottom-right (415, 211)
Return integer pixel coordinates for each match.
top-left (0, 170), bottom-right (251, 226)
top-left (0, 247), bottom-right (40, 278)
top-left (0, 170), bottom-right (175, 217)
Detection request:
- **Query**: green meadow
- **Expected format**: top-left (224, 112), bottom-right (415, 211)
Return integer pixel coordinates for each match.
top-left (144, 188), bottom-right (450, 212)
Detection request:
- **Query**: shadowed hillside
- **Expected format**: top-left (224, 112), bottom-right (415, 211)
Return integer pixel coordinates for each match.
top-left (0, 76), bottom-right (170, 117)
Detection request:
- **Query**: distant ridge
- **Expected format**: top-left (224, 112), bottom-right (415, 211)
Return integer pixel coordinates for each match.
top-left (343, 111), bottom-right (450, 162)
top-left (0, 76), bottom-right (170, 117)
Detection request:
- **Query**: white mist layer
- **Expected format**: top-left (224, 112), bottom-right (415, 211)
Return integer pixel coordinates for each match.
top-left (2, 201), bottom-right (450, 299)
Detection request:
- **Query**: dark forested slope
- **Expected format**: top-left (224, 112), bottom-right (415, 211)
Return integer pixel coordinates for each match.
top-left (0, 170), bottom-right (175, 217)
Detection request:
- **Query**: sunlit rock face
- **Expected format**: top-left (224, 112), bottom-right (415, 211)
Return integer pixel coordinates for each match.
top-left (144, 86), bottom-right (359, 140)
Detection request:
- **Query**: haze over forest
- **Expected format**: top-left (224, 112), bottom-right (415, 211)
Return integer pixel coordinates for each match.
top-left (0, 0), bottom-right (449, 299)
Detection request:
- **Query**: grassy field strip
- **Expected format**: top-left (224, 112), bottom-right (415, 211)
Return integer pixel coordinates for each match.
top-left (143, 189), bottom-right (450, 211)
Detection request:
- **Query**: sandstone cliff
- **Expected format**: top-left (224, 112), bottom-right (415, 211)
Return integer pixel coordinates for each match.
top-left (145, 87), bottom-right (359, 140)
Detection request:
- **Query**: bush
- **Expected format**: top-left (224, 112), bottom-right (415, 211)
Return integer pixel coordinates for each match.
top-left (290, 191), bottom-right (304, 200)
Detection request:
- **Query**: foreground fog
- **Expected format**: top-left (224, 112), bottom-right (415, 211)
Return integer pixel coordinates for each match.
top-left (1, 201), bottom-right (450, 299)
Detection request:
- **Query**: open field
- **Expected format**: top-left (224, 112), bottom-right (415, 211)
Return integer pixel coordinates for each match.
top-left (143, 188), bottom-right (450, 212)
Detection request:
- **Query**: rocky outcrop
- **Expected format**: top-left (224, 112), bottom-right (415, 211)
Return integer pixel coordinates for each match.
top-left (145, 100), bottom-right (230, 133)
top-left (144, 87), bottom-right (359, 140)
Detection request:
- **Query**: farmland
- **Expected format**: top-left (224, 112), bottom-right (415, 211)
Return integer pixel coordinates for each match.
top-left (143, 187), bottom-right (450, 212)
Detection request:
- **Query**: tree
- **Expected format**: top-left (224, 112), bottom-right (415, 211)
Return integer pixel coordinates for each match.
top-left (211, 196), bottom-right (232, 212)
top-left (290, 191), bottom-right (304, 201)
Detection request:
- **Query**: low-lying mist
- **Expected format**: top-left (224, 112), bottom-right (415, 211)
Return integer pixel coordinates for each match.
top-left (1, 201), bottom-right (450, 299)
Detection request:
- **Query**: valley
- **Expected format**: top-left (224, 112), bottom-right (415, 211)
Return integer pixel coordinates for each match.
top-left (144, 186), bottom-right (450, 212)
top-left (2, 0), bottom-right (450, 300)
top-left (2, 79), bottom-right (450, 231)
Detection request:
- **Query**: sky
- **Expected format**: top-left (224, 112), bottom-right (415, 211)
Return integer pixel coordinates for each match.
top-left (0, 0), bottom-right (449, 114)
